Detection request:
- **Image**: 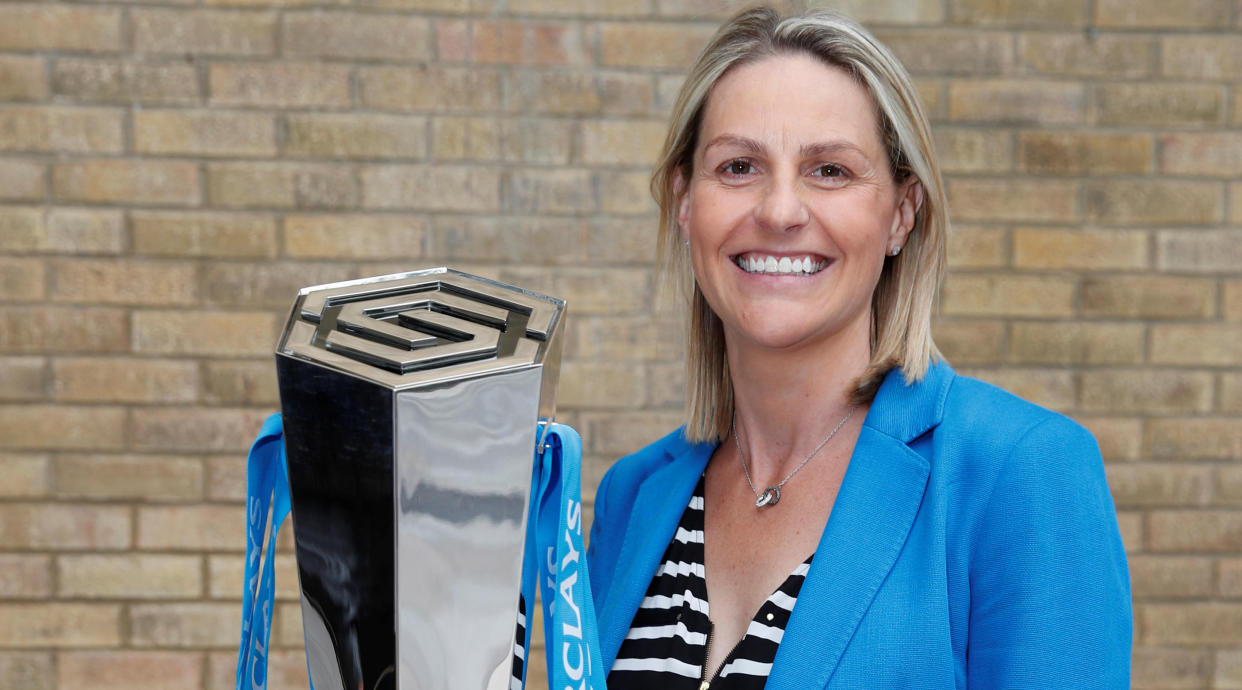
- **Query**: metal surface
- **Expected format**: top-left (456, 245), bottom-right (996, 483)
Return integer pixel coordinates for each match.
top-left (275, 268), bottom-right (566, 690)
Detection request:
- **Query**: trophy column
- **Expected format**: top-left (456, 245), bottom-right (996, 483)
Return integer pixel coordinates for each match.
top-left (274, 268), bottom-right (566, 690)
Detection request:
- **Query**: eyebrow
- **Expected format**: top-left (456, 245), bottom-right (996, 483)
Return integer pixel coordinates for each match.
top-left (703, 134), bottom-right (869, 160)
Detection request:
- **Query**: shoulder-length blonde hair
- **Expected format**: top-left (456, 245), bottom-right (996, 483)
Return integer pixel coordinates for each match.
top-left (653, 6), bottom-right (948, 443)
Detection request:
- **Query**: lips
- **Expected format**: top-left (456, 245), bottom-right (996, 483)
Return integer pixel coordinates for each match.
top-left (732, 252), bottom-right (830, 276)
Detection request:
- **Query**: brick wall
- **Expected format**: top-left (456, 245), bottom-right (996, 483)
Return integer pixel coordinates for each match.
top-left (0, 0), bottom-right (1238, 687)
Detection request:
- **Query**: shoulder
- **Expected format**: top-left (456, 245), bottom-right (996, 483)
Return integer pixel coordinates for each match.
top-left (594, 426), bottom-right (691, 515)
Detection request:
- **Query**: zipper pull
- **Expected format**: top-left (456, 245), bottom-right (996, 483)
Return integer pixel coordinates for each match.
top-left (699, 682), bottom-right (710, 690)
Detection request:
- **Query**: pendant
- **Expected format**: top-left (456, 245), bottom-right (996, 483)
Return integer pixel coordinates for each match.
top-left (754, 486), bottom-right (780, 508)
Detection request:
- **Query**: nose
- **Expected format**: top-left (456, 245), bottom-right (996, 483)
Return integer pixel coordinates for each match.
top-left (753, 174), bottom-right (810, 232)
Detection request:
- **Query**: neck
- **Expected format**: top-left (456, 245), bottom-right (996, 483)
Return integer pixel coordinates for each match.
top-left (726, 315), bottom-right (871, 481)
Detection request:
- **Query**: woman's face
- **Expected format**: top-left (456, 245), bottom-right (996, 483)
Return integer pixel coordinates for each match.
top-left (678, 52), bottom-right (920, 356)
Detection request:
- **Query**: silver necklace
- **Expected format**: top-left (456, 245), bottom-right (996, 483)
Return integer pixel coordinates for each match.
top-left (732, 404), bottom-right (858, 508)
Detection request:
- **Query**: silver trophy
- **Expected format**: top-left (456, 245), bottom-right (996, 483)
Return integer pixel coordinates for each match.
top-left (274, 268), bottom-right (566, 690)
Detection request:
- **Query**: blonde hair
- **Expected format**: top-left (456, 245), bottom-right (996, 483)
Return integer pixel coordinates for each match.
top-left (652, 6), bottom-right (948, 442)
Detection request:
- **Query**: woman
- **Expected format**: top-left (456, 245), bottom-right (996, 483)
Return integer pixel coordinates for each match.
top-left (585, 7), bottom-right (1131, 689)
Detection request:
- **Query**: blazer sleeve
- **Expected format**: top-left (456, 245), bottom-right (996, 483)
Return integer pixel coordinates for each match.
top-left (966, 415), bottom-right (1132, 688)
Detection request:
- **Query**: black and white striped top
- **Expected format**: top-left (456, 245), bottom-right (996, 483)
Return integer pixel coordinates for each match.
top-left (608, 475), bottom-right (813, 689)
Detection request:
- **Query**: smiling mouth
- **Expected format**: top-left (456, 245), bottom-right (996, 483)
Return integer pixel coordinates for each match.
top-left (733, 253), bottom-right (830, 276)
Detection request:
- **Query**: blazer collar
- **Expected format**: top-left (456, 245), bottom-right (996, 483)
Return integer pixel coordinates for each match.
top-left (598, 362), bottom-right (955, 681)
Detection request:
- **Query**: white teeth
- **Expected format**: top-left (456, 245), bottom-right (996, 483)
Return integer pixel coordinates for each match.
top-left (735, 254), bottom-right (827, 276)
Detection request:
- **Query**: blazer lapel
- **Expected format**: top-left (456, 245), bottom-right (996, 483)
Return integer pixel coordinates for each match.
top-left (598, 437), bottom-right (713, 670)
top-left (766, 363), bottom-right (952, 690)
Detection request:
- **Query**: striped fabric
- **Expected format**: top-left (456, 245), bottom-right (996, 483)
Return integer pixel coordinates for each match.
top-left (608, 476), bottom-right (813, 689)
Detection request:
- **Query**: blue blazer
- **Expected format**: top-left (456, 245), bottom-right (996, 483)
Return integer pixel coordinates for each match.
top-left (586, 362), bottom-right (1131, 689)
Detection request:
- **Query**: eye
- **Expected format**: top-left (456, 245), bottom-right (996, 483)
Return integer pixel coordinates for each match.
top-left (812, 163), bottom-right (846, 178)
top-left (721, 159), bottom-right (755, 176)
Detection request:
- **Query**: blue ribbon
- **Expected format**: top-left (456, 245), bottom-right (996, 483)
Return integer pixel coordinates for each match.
top-left (236, 413), bottom-right (293, 690)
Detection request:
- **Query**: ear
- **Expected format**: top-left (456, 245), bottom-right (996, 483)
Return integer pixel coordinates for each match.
top-left (889, 178), bottom-right (923, 249)
top-left (673, 167), bottom-right (691, 241)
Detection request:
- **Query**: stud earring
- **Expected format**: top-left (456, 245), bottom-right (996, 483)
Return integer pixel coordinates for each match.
top-left (889, 246), bottom-right (901, 256)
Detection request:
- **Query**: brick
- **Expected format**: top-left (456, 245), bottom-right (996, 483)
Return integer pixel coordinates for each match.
top-left (823, 0), bottom-right (945, 23)
top-left (1087, 181), bottom-right (1222, 226)
top-left (206, 455), bottom-right (246, 502)
top-left (0, 453), bottom-right (49, 497)
top-left (210, 62), bottom-right (349, 108)
top-left (1149, 418), bottom-right (1242, 459)
top-left (930, 320), bottom-right (1005, 364)
top-left (0, 56), bottom-right (47, 101)
top-left (958, 368), bottom-right (1075, 411)
top-left (130, 603), bottom-right (237, 648)
top-left (275, 601), bottom-right (304, 646)
top-left (1095, 84), bottom-right (1225, 127)
top-left (583, 409), bottom-right (691, 456)
top-left (1142, 603), bottom-right (1242, 645)
top-left (361, 164), bottom-right (501, 212)
top-left (0, 653), bottom-right (51, 690)
top-left (947, 179), bottom-right (1078, 222)
top-left (431, 117), bottom-right (574, 164)
top-left (582, 120), bottom-right (664, 166)
top-left (55, 454), bottom-right (202, 501)
top-left (1008, 321), bottom-right (1144, 365)
top-left (1116, 510), bottom-right (1142, 553)
top-left (132, 407), bottom-right (269, 453)
top-left (597, 170), bottom-right (654, 215)
top-left (1018, 132), bottom-right (1153, 175)
top-left (52, 58), bottom-right (199, 105)
top-left (46, 209), bottom-right (125, 255)
top-left (58, 652), bottom-right (202, 690)
top-left (1130, 555), bottom-right (1214, 597)
top-left (52, 358), bottom-right (197, 403)
top-left (208, 553), bottom-right (299, 599)
top-left (1131, 647), bottom-right (1212, 689)
top-left (0, 405), bottom-right (125, 451)
top-left (509, 0), bottom-right (645, 15)
top-left (53, 160), bottom-right (199, 206)
top-left (133, 310), bottom-right (277, 357)
top-left (0, 306), bottom-right (128, 354)
top-left (0, 7), bottom-right (122, 52)
top-left (359, 65), bottom-right (501, 112)
top-left (599, 72), bottom-right (657, 117)
top-left (498, 266), bottom-right (650, 315)
top-left (1095, 0), bottom-right (1231, 27)
top-left (914, 79), bottom-right (943, 121)
top-left (49, 259), bottom-right (197, 306)
top-left (138, 505), bottom-right (244, 550)
top-left (503, 168), bottom-right (594, 215)
top-left (132, 212), bottom-right (277, 258)
top-left (0, 158), bottom-right (45, 201)
top-left (0, 257), bottom-right (44, 301)
top-left (1107, 464), bottom-right (1214, 508)
top-left (949, 0), bottom-right (1088, 25)
top-left (1162, 36), bottom-right (1242, 81)
top-left (933, 129), bottom-right (1012, 174)
top-left (946, 225), bottom-right (1007, 268)
top-left (283, 12), bottom-right (429, 60)
top-left (1218, 648), bottom-right (1242, 688)
top-left (1157, 230), bottom-right (1242, 273)
top-left (1160, 133), bottom-right (1242, 176)
top-left (207, 162), bottom-right (357, 210)
top-left (646, 361), bottom-right (685, 408)
top-left (132, 9), bottom-right (276, 56)
top-left (503, 71), bottom-right (600, 115)
top-left (0, 555), bottom-right (50, 598)
top-left (1151, 324), bottom-right (1242, 366)
top-left (0, 604), bottom-right (120, 647)
top-left (875, 30), bottom-right (1010, 75)
top-left (202, 262), bottom-right (349, 309)
top-left (1075, 417), bottom-right (1143, 461)
top-left (559, 361), bottom-right (647, 409)
top-left (566, 316), bottom-right (681, 361)
top-left (431, 216), bottom-right (587, 264)
top-left (283, 114), bottom-right (427, 159)
top-left (0, 207), bottom-right (42, 251)
top-left (203, 360), bottom-right (279, 406)
top-left (59, 555), bottom-right (201, 599)
top-left (1012, 228), bottom-right (1147, 270)
top-left (1222, 466), bottom-right (1242, 504)
top-left (1080, 370), bottom-right (1213, 414)
top-left (0, 503), bottom-right (129, 549)
top-left (1223, 372), bottom-right (1242, 413)
top-left (1081, 275), bottom-right (1215, 319)
top-left (0, 357), bottom-right (45, 401)
top-left (1223, 559), bottom-right (1242, 597)
top-left (436, 18), bottom-right (468, 60)
top-left (471, 20), bottom-right (586, 66)
top-left (587, 218), bottom-right (656, 265)
top-left (0, 106), bottom-right (123, 154)
top-left (135, 110), bottom-right (277, 157)
top-left (1228, 281), bottom-right (1242, 321)
top-left (948, 80), bottom-right (1085, 124)
top-left (941, 274), bottom-right (1076, 317)
top-left (600, 22), bottom-right (717, 69)
top-left (1018, 33), bottom-right (1154, 78)
top-left (1151, 511), bottom-right (1242, 552)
